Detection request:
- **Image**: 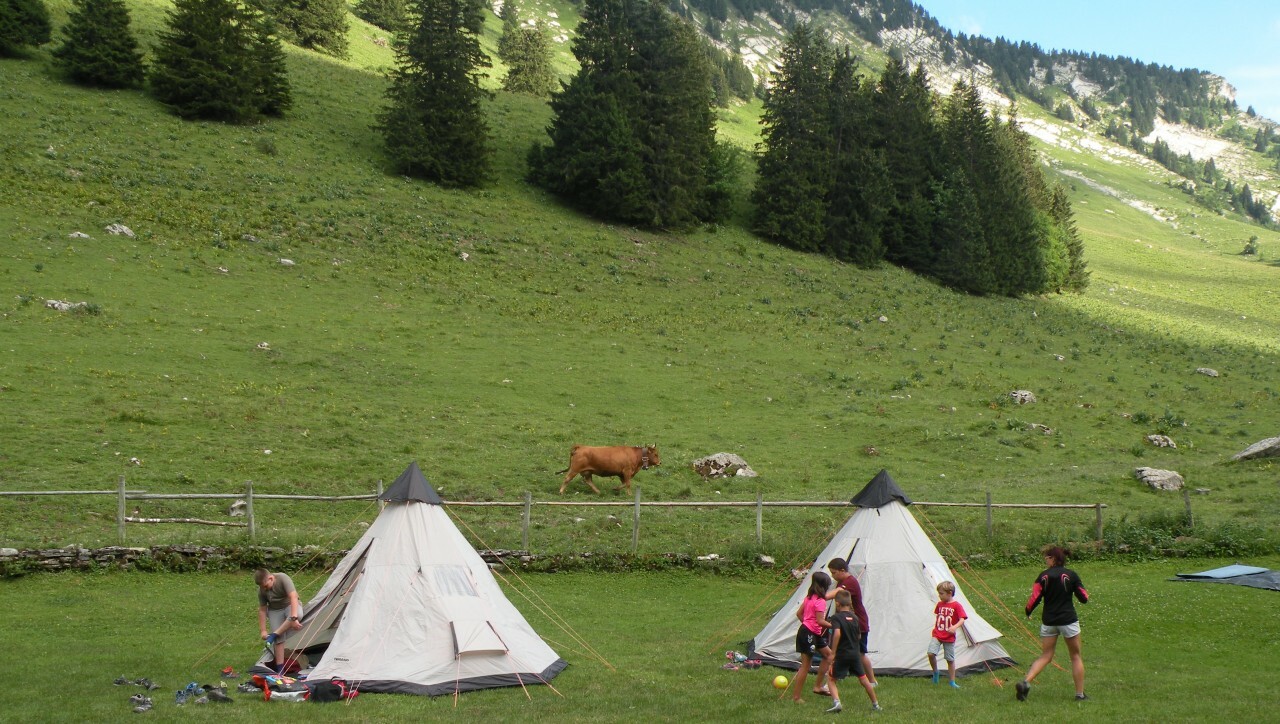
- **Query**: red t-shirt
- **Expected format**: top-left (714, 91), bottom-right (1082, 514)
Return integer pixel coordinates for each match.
top-left (932, 600), bottom-right (967, 643)
top-left (835, 575), bottom-right (870, 632)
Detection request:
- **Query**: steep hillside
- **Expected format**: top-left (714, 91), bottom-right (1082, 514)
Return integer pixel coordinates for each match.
top-left (0, 0), bottom-right (1278, 558)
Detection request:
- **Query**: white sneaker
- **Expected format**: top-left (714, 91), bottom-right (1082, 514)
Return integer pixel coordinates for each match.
top-left (825, 702), bottom-right (842, 714)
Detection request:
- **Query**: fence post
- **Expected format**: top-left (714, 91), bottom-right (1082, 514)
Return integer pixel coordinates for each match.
top-left (1095, 503), bottom-right (1104, 542)
top-left (377, 480), bottom-right (384, 510)
top-left (246, 482), bottom-right (256, 543)
top-left (985, 491), bottom-right (993, 538)
top-left (522, 491), bottom-right (532, 552)
top-left (632, 487), bottom-right (641, 553)
top-left (117, 474), bottom-right (126, 544)
top-left (756, 492), bottom-right (763, 545)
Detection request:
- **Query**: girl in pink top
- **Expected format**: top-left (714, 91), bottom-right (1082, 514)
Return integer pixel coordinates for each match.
top-left (791, 572), bottom-right (833, 702)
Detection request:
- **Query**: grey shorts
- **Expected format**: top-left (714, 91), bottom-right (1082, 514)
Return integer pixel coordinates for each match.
top-left (267, 607), bottom-right (291, 633)
top-left (1040, 621), bottom-right (1081, 639)
top-left (927, 638), bottom-right (956, 661)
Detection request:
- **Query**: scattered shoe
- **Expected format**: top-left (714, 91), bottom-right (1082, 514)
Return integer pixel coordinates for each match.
top-left (950, 680), bottom-right (960, 689)
top-left (132, 702), bottom-right (152, 713)
top-left (236, 683), bottom-right (262, 694)
top-left (114, 675), bottom-right (130, 686)
top-left (174, 690), bottom-right (189, 706)
top-left (826, 701), bottom-right (842, 714)
top-left (931, 671), bottom-right (939, 684)
top-left (220, 666), bottom-right (238, 679)
top-left (193, 696), bottom-right (210, 705)
top-left (743, 659), bottom-right (762, 669)
top-left (207, 688), bottom-right (233, 703)
top-left (1015, 680), bottom-right (1030, 702)
top-left (1075, 693), bottom-right (1088, 701)
top-left (128, 694), bottom-right (150, 706)
top-left (721, 663), bottom-right (740, 671)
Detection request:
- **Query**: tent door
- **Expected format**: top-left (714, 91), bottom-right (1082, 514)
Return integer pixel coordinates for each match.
top-left (451, 619), bottom-right (509, 656)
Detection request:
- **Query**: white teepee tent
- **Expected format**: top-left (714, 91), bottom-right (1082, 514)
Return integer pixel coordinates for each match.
top-left (749, 470), bottom-right (1014, 677)
top-left (279, 462), bottom-right (567, 695)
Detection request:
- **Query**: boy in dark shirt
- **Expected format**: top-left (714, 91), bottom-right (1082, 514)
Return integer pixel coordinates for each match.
top-left (824, 590), bottom-right (880, 714)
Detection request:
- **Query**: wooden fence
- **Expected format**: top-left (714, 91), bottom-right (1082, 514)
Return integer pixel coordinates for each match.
top-left (2, 477), bottom-right (1109, 551)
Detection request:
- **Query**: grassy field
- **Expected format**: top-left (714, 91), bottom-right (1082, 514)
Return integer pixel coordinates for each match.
top-left (1, 0), bottom-right (1279, 563)
top-left (0, 557), bottom-right (1276, 721)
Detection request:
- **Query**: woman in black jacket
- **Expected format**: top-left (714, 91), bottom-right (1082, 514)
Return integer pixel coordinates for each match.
top-left (1015, 546), bottom-right (1089, 702)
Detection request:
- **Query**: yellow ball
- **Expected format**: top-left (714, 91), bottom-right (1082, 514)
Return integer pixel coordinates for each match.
top-left (772, 675), bottom-right (789, 690)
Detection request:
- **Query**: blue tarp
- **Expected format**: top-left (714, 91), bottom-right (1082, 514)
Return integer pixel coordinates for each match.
top-left (1171, 564), bottom-right (1280, 591)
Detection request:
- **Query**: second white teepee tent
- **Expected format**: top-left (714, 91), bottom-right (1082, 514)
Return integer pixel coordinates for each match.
top-left (748, 470), bottom-right (1014, 677)
top-left (281, 462), bottom-right (567, 695)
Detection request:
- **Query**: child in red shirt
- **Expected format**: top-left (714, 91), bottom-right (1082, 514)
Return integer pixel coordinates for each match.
top-left (928, 580), bottom-right (967, 688)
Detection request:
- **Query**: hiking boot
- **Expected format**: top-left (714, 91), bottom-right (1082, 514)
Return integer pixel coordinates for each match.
top-left (207, 688), bottom-right (233, 703)
top-left (1015, 680), bottom-right (1030, 701)
top-left (826, 701), bottom-right (842, 714)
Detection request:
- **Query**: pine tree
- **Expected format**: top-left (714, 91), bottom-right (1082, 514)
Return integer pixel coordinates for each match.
top-left (353, 0), bottom-right (405, 31)
top-left (0, 0), bottom-right (52, 57)
top-left (496, 0), bottom-right (519, 62)
top-left (823, 49), bottom-right (888, 266)
top-left (378, 0), bottom-right (491, 187)
top-left (262, 0), bottom-right (349, 58)
top-left (52, 0), bottom-right (145, 88)
top-left (751, 22), bottom-right (832, 252)
top-left (873, 60), bottom-right (940, 270)
top-left (150, 0), bottom-right (259, 122)
top-left (1050, 184), bottom-right (1089, 292)
top-left (251, 15), bottom-right (292, 116)
top-left (501, 20), bottom-right (554, 97)
top-left (529, 0), bottom-right (721, 229)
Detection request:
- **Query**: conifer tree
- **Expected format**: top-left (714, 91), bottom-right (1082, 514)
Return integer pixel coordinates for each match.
top-left (353, 0), bottom-right (405, 31)
top-left (529, 0), bottom-right (721, 228)
top-left (52, 0), bottom-right (145, 88)
top-left (261, 0), bottom-right (349, 58)
top-left (751, 22), bottom-right (832, 251)
top-left (150, 0), bottom-right (259, 122)
top-left (496, 0), bottom-right (519, 62)
top-left (0, 0), bottom-right (52, 56)
top-left (823, 49), bottom-right (888, 266)
top-left (251, 15), bottom-right (292, 116)
top-left (501, 20), bottom-right (554, 97)
top-left (873, 60), bottom-right (940, 269)
top-left (378, 0), bottom-right (491, 187)
top-left (1050, 184), bottom-right (1089, 292)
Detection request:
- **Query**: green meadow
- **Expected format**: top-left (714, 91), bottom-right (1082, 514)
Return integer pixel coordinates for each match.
top-left (0, 558), bottom-right (1275, 721)
top-left (2, 1), bottom-right (1279, 560)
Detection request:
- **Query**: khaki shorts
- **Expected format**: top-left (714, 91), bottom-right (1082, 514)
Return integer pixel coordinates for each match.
top-left (927, 638), bottom-right (956, 661)
top-left (1040, 621), bottom-right (1081, 639)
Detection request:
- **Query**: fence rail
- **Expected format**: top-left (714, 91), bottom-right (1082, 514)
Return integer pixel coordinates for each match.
top-left (1, 476), bottom-right (1109, 551)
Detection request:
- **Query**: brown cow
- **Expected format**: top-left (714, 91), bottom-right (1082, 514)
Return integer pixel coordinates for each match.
top-left (558, 445), bottom-right (660, 494)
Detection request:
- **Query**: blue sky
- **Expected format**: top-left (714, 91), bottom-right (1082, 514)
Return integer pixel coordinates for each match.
top-left (915, 0), bottom-right (1280, 122)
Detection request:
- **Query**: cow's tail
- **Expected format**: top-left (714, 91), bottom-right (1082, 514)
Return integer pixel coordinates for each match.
top-left (555, 467), bottom-right (569, 475)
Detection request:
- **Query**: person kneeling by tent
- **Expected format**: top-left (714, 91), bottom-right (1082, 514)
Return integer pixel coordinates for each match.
top-left (255, 569), bottom-right (303, 671)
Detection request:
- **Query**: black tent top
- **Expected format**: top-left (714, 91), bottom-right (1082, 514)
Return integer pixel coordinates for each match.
top-left (849, 469), bottom-right (913, 508)
top-left (379, 461), bottom-right (444, 504)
